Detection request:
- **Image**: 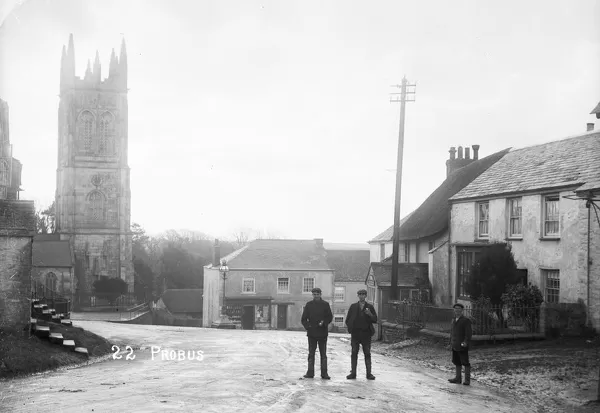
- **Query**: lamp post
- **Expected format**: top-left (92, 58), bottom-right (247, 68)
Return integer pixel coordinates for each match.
top-left (220, 261), bottom-right (229, 316)
top-left (211, 260), bottom-right (236, 329)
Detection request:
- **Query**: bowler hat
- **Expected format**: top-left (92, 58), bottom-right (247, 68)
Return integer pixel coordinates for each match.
top-left (311, 287), bottom-right (322, 294)
top-left (453, 303), bottom-right (465, 309)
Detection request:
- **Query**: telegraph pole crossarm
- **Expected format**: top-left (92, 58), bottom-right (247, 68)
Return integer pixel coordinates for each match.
top-left (389, 76), bottom-right (416, 301)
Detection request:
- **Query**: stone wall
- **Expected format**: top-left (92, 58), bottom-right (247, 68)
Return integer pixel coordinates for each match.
top-left (543, 302), bottom-right (590, 337)
top-left (0, 199), bottom-right (36, 331)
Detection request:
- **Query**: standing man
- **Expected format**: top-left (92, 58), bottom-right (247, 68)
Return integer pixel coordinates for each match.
top-left (345, 289), bottom-right (377, 380)
top-left (448, 302), bottom-right (472, 385)
top-left (301, 287), bottom-right (333, 380)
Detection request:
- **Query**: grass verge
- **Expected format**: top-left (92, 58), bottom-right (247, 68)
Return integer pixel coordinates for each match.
top-left (0, 323), bottom-right (113, 380)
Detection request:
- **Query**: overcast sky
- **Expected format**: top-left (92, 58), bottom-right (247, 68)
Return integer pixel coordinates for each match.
top-left (0, 0), bottom-right (599, 243)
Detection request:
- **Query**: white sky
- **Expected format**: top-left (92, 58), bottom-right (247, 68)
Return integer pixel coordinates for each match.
top-left (0, 0), bottom-right (599, 243)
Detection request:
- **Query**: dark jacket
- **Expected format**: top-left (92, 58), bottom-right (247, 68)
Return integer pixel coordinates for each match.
top-left (301, 299), bottom-right (333, 338)
top-left (450, 316), bottom-right (472, 351)
top-left (345, 301), bottom-right (378, 336)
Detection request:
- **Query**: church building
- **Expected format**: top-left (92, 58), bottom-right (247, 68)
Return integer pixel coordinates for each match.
top-left (53, 34), bottom-right (134, 297)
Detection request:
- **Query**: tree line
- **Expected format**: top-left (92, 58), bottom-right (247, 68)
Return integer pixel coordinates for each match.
top-left (34, 203), bottom-right (281, 301)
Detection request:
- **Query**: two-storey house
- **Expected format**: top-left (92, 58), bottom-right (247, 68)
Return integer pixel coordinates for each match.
top-left (369, 144), bottom-right (509, 306)
top-left (203, 238), bottom-right (335, 330)
top-left (447, 129), bottom-right (600, 329)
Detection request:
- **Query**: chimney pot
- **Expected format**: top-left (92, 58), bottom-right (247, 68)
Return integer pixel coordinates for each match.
top-left (465, 147), bottom-right (470, 160)
top-left (457, 146), bottom-right (464, 159)
top-left (472, 144), bottom-right (480, 160)
top-left (449, 147), bottom-right (456, 160)
top-left (587, 123), bottom-right (595, 132)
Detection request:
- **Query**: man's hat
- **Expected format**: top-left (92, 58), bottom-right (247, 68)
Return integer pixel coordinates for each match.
top-left (311, 287), bottom-right (322, 294)
top-left (357, 289), bottom-right (367, 295)
top-left (453, 303), bottom-right (465, 309)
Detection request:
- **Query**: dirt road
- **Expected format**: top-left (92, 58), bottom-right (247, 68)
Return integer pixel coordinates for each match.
top-left (1, 321), bottom-right (526, 413)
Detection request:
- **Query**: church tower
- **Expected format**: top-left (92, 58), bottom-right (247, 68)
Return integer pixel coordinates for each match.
top-left (55, 34), bottom-right (133, 296)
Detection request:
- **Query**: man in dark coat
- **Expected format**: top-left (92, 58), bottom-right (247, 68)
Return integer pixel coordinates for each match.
top-left (448, 302), bottom-right (473, 385)
top-left (344, 289), bottom-right (377, 380)
top-left (301, 287), bottom-right (333, 379)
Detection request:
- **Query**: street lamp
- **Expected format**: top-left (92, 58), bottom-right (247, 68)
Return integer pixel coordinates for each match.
top-left (211, 260), bottom-right (236, 329)
top-left (219, 260), bottom-right (229, 316)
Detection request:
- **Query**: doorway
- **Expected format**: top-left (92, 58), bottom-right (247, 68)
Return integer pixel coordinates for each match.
top-left (277, 305), bottom-right (287, 329)
top-left (241, 306), bottom-right (255, 330)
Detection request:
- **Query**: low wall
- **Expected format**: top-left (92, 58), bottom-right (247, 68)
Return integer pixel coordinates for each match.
top-left (543, 302), bottom-right (590, 337)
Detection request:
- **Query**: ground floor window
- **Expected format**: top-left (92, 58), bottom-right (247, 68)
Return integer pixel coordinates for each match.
top-left (456, 247), bottom-right (481, 298)
top-left (543, 269), bottom-right (560, 303)
top-left (334, 315), bottom-right (344, 327)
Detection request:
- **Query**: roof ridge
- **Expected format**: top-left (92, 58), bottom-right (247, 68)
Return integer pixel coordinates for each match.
top-left (508, 130), bottom-right (599, 153)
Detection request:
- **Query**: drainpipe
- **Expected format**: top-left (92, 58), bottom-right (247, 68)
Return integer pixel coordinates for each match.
top-left (447, 206), bottom-right (453, 306)
top-left (586, 199), bottom-right (591, 327)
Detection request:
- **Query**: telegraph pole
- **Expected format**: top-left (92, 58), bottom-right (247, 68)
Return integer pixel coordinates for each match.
top-left (389, 76), bottom-right (416, 301)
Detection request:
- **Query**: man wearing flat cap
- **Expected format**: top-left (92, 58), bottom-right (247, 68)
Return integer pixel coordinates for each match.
top-left (301, 287), bottom-right (333, 379)
top-left (344, 289), bottom-right (378, 380)
top-left (448, 302), bottom-right (473, 385)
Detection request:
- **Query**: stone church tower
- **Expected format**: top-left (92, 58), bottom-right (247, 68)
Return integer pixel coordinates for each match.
top-left (55, 34), bottom-right (133, 295)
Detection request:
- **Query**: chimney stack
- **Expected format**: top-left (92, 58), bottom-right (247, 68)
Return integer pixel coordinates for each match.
top-left (213, 239), bottom-right (221, 267)
top-left (315, 238), bottom-right (323, 248)
top-left (587, 123), bottom-right (595, 132)
top-left (446, 144), bottom-right (481, 177)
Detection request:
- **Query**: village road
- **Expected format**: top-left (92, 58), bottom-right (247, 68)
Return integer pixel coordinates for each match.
top-left (1, 321), bottom-right (526, 413)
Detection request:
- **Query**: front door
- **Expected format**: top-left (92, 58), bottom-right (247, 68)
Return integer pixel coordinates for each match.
top-left (277, 305), bottom-right (287, 329)
top-left (242, 306), bottom-right (255, 330)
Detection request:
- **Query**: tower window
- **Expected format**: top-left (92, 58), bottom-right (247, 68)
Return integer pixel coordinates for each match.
top-left (78, 111), bottom-right (94, 153)
top-left (0, 160), bottom-right (9, 186)
top-left (87, 190), bottom-right (106, 221)
top-left (98, 112), bottom-right (114, 155)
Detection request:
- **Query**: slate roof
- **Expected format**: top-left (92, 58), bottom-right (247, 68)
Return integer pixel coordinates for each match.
top-left (326, 249), bottom-right (370, 282)
top-left (591, 101), bottom-right (600, 116)
top-left (0, 200), bottom-right (35, 233)
top-left (160, 289), bottom-right (203, 313)
top-left (368, 262), bottom-right (429, 287)
top-left (451, 131), bottom-right (600, 201)
top-left (370, 148), bottom-right (509, 242)
top-left (32, 239), bottom-right (72, 267)
top-left (223, 239), bottom-right (331, 271)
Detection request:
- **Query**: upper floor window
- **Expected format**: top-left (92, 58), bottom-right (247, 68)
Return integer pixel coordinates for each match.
top-left (334, 286), bottom-right (345, 302)
top-left (379, 243), bottom-right (385, 261)
top-left (302, 277), bottom-right (315, 293)
top-left (543, 195), bottom-right (560, 237)
top-left (508, 198), bottom-right (522, 237)
top-left (277, 277), bottom-right (289, 293)
top-left (242, 278), bottom-right (255, 293)
top-left (477, 201), bottom-right (489, 238)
